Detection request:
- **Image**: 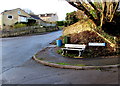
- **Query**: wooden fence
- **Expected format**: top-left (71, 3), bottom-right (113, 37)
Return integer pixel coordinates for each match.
top-left (0, 26), bottom-right (59, 38)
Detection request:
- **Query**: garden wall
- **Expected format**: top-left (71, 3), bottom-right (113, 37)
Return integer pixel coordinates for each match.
top-left (0, 26), bottom-right (59, 38)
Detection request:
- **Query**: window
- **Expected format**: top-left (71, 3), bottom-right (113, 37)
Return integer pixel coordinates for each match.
top-left (7, 15), bottom-right (13, 19)
top-left (18, 11), bottom-right (21, 14)
top-left (19, 16), bottom-right (27, 22)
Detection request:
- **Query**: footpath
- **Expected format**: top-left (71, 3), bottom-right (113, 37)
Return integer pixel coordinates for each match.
top-left (32, 45), bottom-right (119, 70)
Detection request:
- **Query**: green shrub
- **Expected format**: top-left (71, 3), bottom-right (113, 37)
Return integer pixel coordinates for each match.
top-left (56, 49), bottom-right (63, 54)
top-left (56, 21), bottom-right (65, 26)
top-left (64, 53), bottom-right (78, 58)
top-left (65, 11), bottom-right (79, 26)
top-left (14, 23), bottom-right (27, 28)
top-left (100, 30), bottom-right (115, 44)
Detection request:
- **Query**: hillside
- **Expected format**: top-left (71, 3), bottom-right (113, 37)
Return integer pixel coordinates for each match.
top-left (63, 18), bottom-right (116, 47)
top-left (59, 20), bottom-right (118, 58)
top-left (63, 19), bottom-right (96, 36)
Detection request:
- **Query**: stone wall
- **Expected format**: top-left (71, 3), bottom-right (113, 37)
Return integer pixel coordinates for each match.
top-left (0, 26), bottom-right (59, 38)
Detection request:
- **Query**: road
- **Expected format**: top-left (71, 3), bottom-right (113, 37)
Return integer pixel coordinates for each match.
top-left (0, 30), bottom-right (119, 84)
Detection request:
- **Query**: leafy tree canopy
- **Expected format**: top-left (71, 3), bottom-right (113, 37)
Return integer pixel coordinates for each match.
top-left (65, 11), bottom-right (79, 26)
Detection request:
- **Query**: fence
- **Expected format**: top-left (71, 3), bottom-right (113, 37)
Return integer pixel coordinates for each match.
top-left (0, 26), bottom-right (59, 38)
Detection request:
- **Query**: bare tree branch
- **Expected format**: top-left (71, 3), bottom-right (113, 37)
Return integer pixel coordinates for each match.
top-left (87, 0), bottom-right (98, 11)
top-left (67, 1), bottom-right (97, 25)
top-left (109, 2), bottom-right (119, 21)
top-left (66, 0), bottom-right (119, 28)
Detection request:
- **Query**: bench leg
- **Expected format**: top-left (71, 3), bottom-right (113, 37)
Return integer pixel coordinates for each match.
top-left (62, 50), bottom-right (65, 55)
top-left (62, 50), bottom-right (68, 55)
top-left (79, 51), bottom-right (81, 57)
top-left (66, 50), bottom-right (68, 54)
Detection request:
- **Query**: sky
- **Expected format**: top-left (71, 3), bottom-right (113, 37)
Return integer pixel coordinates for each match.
top-left (0, 0), bottom-right (77, 21)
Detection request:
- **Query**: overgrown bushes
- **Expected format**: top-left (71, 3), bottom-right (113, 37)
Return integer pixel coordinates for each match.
top-left (14, 23), bottom-right (27, 28)
top-left (65, 11), bottom-right (79, 26)
top-left (57, 31), bottom-right (116, 58)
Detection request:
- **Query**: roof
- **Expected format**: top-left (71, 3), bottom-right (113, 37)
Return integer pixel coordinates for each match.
top-left (39, 13), bottom-right (57, 17)
top-left (30, 15), bottom-right (41, 20)
top-left (1, 8), bottom-right (31, 17)
top-left (19, 15), bottom-right (28, 17)
top-left (1, 8), bottom-right (21, 14)
top-left (30, 15), bottom-right (44, 21)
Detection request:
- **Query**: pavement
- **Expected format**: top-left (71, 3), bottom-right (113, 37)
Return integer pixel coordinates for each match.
top-left (1, 30), bottom-right (119, 84)
top-left (33, 45), bottom-right (120, 69)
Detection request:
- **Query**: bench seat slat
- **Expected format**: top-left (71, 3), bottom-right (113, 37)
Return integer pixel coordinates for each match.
top-left (62, 48), bottom-right (83, 51)
top-left (65, 44), bottom-right (86, 48)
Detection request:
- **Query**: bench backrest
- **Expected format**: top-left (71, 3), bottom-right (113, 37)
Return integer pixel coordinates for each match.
top-left (88, 43), bottom-right (106, 46)
top-left (65, 44), bottom-right (86, 49)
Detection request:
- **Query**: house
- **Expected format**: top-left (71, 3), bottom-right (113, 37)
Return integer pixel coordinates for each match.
top-left (30, 14), bottom-right (45, 25)
top-left (0, 8), bottom-right (43, 29)
top-left (0, 14), bottom-right (2, 29)
top-left (29, 14), bottom-right (55, 27)
top-left (38, 13), bottom-right (58, 22)
top-left (0, 8), bottom-right (31, 29)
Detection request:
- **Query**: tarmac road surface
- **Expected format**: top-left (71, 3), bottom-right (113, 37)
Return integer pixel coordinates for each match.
top-left (0, 30), bottom-right (119, 84)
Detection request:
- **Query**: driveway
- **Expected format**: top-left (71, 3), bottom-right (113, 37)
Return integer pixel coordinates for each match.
top-left (0, 30), bottom-right (119, 84)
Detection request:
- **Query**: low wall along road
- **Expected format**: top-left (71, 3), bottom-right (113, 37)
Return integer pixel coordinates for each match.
top-left (0, 26), bottom-right (59, 38)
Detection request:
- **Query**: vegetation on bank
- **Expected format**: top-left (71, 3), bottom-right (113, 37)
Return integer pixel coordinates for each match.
top-left (14, 23), bottom-right (27, 28)
top-left (56, 30), bottom-right (118, 58)
top-left (66, 1), bottom-right (119, 32)
top-left (56, 11), bottom-right (80, 27)
top-left (55, 1), bottom-right (120, 58)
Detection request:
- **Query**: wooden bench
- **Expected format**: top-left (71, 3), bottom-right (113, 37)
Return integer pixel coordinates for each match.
top-left (62, 44), bottom-right (86, 57)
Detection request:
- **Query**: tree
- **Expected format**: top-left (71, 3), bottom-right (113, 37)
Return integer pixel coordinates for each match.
top-left (65, 11), bottom-right (79, 26)
top-left (66, 0), bottom-right (119, 30)
top-left (56, 21), bottom-right (65, 26)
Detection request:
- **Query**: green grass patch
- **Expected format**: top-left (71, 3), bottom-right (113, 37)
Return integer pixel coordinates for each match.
top-left (56, 63), bottom-right (71, 65)
top-left (64, 53), bottom-right (78, 58)
top-left (35, 53), bottom-right (38, 57)
top-left (38, 57), bottom-right (45, 60)
top-left (56, 49), bottom-right (63, 54)
top-left (48, 62), bottom-right (86, 66)
top-left (56, 63), bottom-right (86, 66)
top-left (74, 64), bottom-right (86, 66)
